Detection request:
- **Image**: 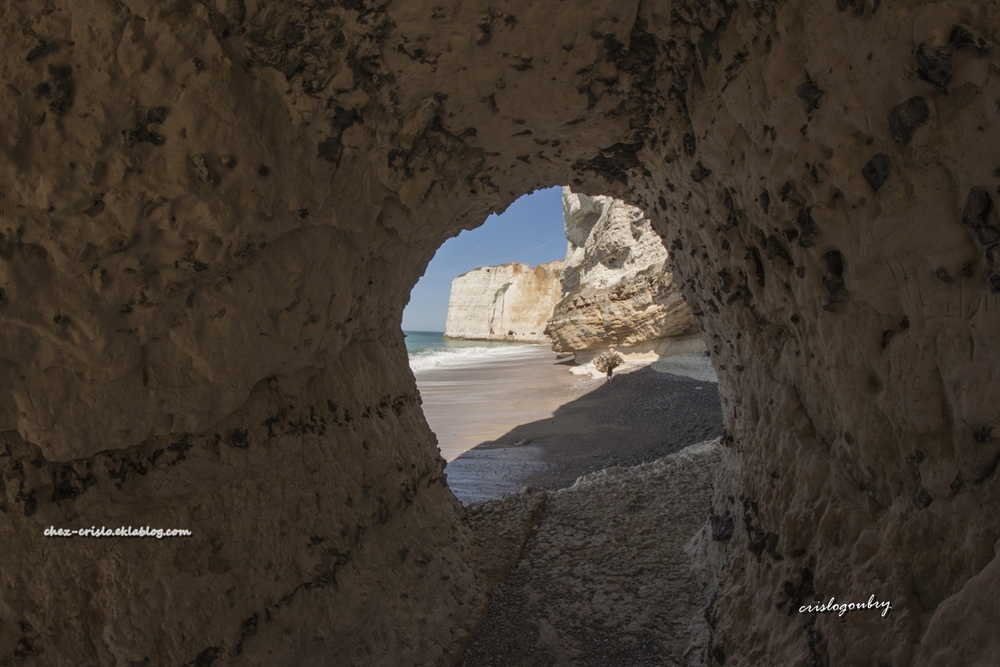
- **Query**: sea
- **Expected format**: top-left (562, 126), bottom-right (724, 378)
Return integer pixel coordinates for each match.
top-left (404, 331), bottom-right (540, 372)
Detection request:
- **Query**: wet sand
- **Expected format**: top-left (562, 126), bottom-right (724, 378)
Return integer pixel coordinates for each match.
top-left (414, 347), bottom-right (724, 504)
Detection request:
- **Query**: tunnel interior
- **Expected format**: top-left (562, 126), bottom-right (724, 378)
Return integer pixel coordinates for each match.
top-left (2, 0), bottom-right (1000, 665)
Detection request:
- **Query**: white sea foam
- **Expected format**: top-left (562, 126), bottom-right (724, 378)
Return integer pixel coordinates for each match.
top-left (409, 344), bottom-right (538, 372)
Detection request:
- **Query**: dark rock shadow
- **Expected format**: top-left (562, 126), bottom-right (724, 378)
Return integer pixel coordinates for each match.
top-left (446, 366), bottom-right (723, 504)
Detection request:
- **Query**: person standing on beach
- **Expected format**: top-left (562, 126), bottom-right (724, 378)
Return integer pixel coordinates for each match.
top-left (595, 345), bottom-right (623, 384)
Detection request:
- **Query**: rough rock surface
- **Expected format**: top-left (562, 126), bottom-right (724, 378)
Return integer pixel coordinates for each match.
top-left (2, 338), bottom-right (483, 665)
top-left (444, 261), bottom-right (563, 342)
top-left (1, 0), bottom-right (999, 665)
top-left (560, 189), bottom-right (671, 294)
top-left (546, 189), bottom-right (699, 354)
top-left (459, 440), bottom-right (721, 667)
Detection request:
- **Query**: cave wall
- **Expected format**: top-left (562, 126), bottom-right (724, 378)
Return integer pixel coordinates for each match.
top-left (667, 4), bottom-right (1000, 665)
top-left (1, 0), bottom-right (999, 665)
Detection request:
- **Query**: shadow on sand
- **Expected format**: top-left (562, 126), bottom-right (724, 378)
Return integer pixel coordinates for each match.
top-left (445, 366), bottom-right (723, 504)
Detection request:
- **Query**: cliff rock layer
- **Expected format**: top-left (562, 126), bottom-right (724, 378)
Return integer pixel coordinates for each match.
top-left (1, 1), bottom-right (999, 665)
top-left (545, 188), bottom-right (698, 353)
top-left (444, 261), bottom-right (563, 342)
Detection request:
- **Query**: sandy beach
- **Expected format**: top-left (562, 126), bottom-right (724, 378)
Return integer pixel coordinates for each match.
top-left (413, 346), bottom-right (724, 504)
top-left (414, 345), bottom-right (591, 462)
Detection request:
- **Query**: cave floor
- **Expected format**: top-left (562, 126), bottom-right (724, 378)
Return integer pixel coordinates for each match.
top-left (461, 441), bottom-right (721, 667)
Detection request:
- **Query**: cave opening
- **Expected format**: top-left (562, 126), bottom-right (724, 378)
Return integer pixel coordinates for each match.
top-left (398, 185), bottom-right (725, 507)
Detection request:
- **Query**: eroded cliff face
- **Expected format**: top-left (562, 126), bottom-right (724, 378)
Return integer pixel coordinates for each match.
top-left (1, 0), bottom-right (999, 665)
top-left (444, 261), bottom-right (563, 342)
top-left (545, 188), bottom-right (699, 354)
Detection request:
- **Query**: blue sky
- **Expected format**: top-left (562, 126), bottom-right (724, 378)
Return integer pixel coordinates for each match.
top-left (402, 186), bottom-right (567, 332)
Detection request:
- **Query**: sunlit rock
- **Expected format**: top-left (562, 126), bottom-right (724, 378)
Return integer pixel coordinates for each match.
top-left (444, 261), bottom-right (563, 342)
top-left (545, 188), bottom-right (699, 355)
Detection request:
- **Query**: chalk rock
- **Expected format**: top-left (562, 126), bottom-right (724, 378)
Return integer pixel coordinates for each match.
top-left (560, 188), bottom-right (669, 293)
top-left (546, 189), bottom-right (698, 353)
top-left (546, 261), bottom-right (697, 353)
top-left (445, 261), bottom-right (563, 342)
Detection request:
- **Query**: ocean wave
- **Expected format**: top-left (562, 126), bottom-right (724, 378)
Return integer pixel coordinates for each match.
top-left (409, 344), bottom-right (538, 372)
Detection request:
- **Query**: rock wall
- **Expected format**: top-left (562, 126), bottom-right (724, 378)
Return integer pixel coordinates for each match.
top-left (444, 261), bottom-right (563, 342)
top-left (1, 0), bottom-right (999, 665)
top-left (560, 189), bottom-right (670, 294)
top-left (661, 5), bottom-right (1000, 667)
top-left (545, 188), bottom-right (699, 354)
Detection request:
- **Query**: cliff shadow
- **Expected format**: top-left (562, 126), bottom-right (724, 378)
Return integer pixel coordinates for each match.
top-left (445, 365), bottom-right (723, 505)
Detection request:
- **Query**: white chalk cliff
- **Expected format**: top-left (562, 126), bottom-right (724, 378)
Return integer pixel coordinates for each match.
top-left (545, 189), bottom-right (699, 353)
top-left (1, 1), bottom-right (999, 665)
top-left (444, 261), bottom-right (563, 341)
